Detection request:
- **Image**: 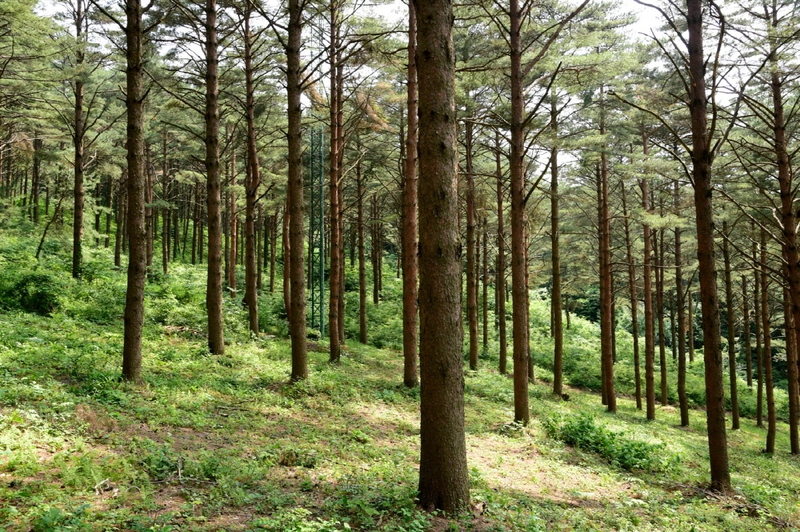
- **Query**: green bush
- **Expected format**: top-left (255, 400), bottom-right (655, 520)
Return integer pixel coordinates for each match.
top-left (543, 413), bottom-right (675, 472)
top-left (0, 271), bottom-right (64, 315)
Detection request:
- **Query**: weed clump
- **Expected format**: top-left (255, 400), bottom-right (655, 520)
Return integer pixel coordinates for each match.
top-left (0, 271), bottom-right (63, 315)
top-left (543, 413), bottom-right (676, 472)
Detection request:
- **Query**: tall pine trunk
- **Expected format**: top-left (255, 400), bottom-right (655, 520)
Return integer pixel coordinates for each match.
top-left (328, 4), bottom-right (342, 362)
top-left (722, 221), bottom-right (739, 429)
top-left (416, 0), bottom-right (469, 510)
top-left (243, 1), bottom-right (260, 334)
top-left (496, 134), bottom-right (507, 375)
top-left (402, 0), bottom-right (419, 387)
top-left (71, 0), bottom-right (85, 279)
top-left (121, 0), bottom-right (147, 383)
top-left (687, 0), bottom-right (730, 490)
top-left (761, 229), bottom-right (776, 453)
top-left (551, 97), bottom-right (564, 396)
top-left (205, 0), bottom-right (225, 354)
top-left (466, 121), bottom-right (478, 371)
top-left (287, 0), bottom-right (307, 380)
top-left (641, 171), bottom-right (655, 420)
top-left (621, 184), bottom-right (642, 409)
top-left (509, 0), bottom-right (529, 424)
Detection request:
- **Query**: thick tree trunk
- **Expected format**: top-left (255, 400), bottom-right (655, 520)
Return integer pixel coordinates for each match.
top-left (287, 0), bottom-right (307, 380)
top-left (415, 0), bottom-right (469, 511)
top-left (121, 0), bottom-right (147, 384)
top-left (205, 0), bottom-right (225, 354)
top-left (509, 0), bottom-right (529, 424)
top-left (402, 0), bottom-right (419, 387)
top-left (687, 0), bottom-right (730, 490)
top-left (770, 59), bottom-right (800, 454)
top-left (722, 221), bottom-right (739, 429)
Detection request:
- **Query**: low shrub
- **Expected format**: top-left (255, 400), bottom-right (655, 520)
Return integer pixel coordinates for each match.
top-left (0, 271), bottom-right (64, 315)
top-left (543, 413), bottom-right (675, 472)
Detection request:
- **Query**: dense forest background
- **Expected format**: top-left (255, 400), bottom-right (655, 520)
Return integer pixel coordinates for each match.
top-left (2, 0), bottom-right (800, 529)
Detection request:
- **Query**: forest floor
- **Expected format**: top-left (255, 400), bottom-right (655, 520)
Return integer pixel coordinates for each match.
top-left (1, 307), bottom-right (800, 532)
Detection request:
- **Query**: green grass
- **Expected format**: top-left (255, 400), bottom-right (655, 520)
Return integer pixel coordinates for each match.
top-left (1, 232), bottom-right (799, 531)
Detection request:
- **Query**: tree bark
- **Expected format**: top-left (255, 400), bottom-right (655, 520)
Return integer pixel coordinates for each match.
top-left (328, 3), bottom-right (342, 362)
top-left (466, 121), bottom-right (478, 371)
top-left (621, 183), bottom-right (642, 409)
top-left (769, 48), bottom-right (800, 454)
top-left (761, 229), bottom-right (776, 453)
top-left (71, 0), bottom-right (85, 279)
top-left (599, 133), bottom-right (615, 412)
top-left (402, 0), bottom-right (419, 387)
top-left (754, 241), bottom-right (764, 427)
top-left (287, 0), bottom-right (307, 380)
top-left (722, 221), bottom-right (739, 429)
top-left (415, 0), bottom-right (469, 511)
top-left (228, 150), bottom-right (238, 298)
top-left (205, 0), bottom-right (225, 354)
top-left (357, 157), bottom-right (367, 344)
top-left (483, 217), bottom-right (488, 352)
top-left (551, 96), bottom-right (564, 396)
top-left (641, 172), bottom-right (655, 420)
top-left (496, 133), bottom-right (507, 375)
top-left (509, 0), bottom-right (529, 424)
top-left (121, 0), bottom-right (147, 384)
top-left (243, 0), bottom-right (260, 334)
top-left (742, 276), bottom-right (752, 387)
top-left (656, 227), bottom-right (667, 406)
top-left (675, 182), bottom-right (689, 426)
top-left (687, 0), bottom-right (730, 490)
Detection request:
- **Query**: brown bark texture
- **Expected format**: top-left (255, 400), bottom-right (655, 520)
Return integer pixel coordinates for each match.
top-left (402, 0), bottom-right (419, 387)
top-left (509, 0), bottom-right (529, 424)
top-left (243, 0), bottom-right (260, 334)
top-left (205, 0), bottom-right (225, 354)
top-left (121, 0), bottom-right (147, 384)
top-left (287, 0), bottom-right (307, 380)
top-left (687, 0), bottom-right (730, 490)
top-left (414, 0), bottom-right (469, 512)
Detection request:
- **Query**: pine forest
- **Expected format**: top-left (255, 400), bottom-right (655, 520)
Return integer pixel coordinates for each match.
top-left (1, 0), bottom-right (800, 529)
